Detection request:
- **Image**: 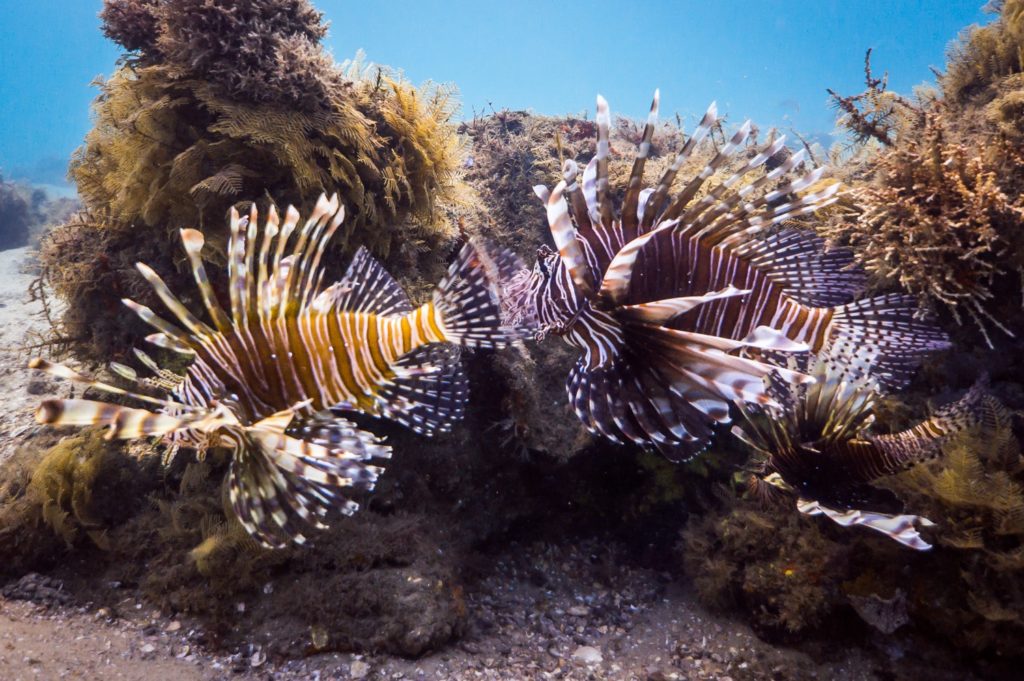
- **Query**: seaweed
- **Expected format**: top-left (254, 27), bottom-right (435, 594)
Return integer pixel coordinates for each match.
top-left (824, 1), bottom-right (1024, 346)
top-left (43, 0), bottom-right (464, 361)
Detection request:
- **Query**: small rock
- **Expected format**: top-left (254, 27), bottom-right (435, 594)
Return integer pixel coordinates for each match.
top-left (567, 606), bottom-right (590, 617)
top-left (350, 659), bottom-right (371, 678)
top-left (166, 621), bottom-right (182, 632)
top-left (140, 643), bottom-right (156, 656)
top-left (572, 645), bottom-right (602, 665)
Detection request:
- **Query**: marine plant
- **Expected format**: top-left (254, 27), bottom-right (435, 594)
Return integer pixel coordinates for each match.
top-left (824, 1), bottom-right (1024, 345)
top-left (887, 405), bottom-right (1024, 654)
top-left (821, 112), bottom-right (1024, 345)
top-left (44, 0), bottom-right (463, 359)
top-left (505, 91), bottom-right (947, 460)
top-left (31, 194), bottom-right (524, 547)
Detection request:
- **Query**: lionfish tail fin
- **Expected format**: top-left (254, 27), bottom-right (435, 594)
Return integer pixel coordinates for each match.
top-left (231, 416), bottom-right (391, 548)
top-left (826, 294), bottom-right (950, 390)
top-left (797, 498), bottom-right (935, 551)
top-left (434, 238), bottom-right (528, 348)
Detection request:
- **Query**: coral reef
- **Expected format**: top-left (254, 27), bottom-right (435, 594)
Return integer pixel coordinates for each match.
top-left (43, 0), bottom-right (463, 360)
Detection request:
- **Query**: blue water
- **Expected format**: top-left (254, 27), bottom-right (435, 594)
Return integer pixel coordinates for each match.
top-left (0, 0), bottom-right (990, 186)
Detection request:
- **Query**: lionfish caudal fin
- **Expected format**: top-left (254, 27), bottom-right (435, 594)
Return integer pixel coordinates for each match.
top-left (797, 499), bottom-right (935, 551)
top-left (432, 238), bottom-right (528, 348)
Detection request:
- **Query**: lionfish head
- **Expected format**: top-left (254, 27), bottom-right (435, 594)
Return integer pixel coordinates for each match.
top-left (500, 244), bottom-right (580, 339)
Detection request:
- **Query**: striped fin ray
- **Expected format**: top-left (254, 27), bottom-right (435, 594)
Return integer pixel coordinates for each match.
top-left (797, 499), bottom-right (934, 551)
top-left (28, 358), bottom-right (204, 414)
top-left (622, 90), bottom-right (660, 236)
top-left (677, 135), bottom-right (788, 227)
top-left (432, 238), bottom-right (527, 348)
top-left (545, 181), bottom-right (596, 297)
top-left (313, 246), bottom-right (412, 316)
top-left (373, 344), bottom-right (468, 436)
top-left (826, 294), bottom-right (951, 390)
top-left (230, 406), bottom-right (391, 548)
top-left (641, 101), bottom-right (719, 230)
top-left (34, 398), bottom-right (200, 440)
top-left (661, 119), bottom-right (753, 222)
top-left (618, 285), bottom-right (751, 324)
top-left (859, 378), bottom-right (997, 479)
top-left (180, 228), bottom-right (233, 332)
top-left (594, 94), bottom-right (614, 229)
top-left (135, 262), bottom-right (215, 338)
top-left (732, 228), bottom-right (865, 307)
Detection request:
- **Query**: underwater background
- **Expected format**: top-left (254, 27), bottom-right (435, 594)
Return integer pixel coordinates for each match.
top-left (1, 1), bottom-right (1023, 680)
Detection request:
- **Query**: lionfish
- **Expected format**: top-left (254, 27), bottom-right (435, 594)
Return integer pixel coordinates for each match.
top-left (733, 360), bottom-right (995, 550)
top-left (507, 92), bottom-right (949, 459)
top-left (30, 193), bottom-right (523, 547)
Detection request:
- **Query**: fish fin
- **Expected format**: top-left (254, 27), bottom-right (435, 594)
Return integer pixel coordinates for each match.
top-left (618, 286), bottom-right (751, 324)
top-left (313, 246), bottom-right (413, 316)
top-left (34, 398), bottom-right (197, 440)
top-left (731, 228), bottom-right (865, 306)
top-left (867, 378), bottom-right (1001, 475)
top-left (180, 228), bottom-right (233, 333)
top-left (233, 417), bottom-right (390, 548)
top-left (661, 119), bottom-right (753, 221)
top-left (642, 101), bottom-right (718, 229)
top-left (432, 238), bottom-right (525, 348)
top-left (826, 293), bottom-right (950, 390)
top-left (374, 344), bottom-right (468, 436)
top-left (135, 261), bottom-right (215, 337)
top-left (594, 95), bottom-right (614, 230)
top-left (622, 90), bottom-right (660, 236)
top-left (546, 181), bottom-right (597, 297)
top-left (797, 498), bottom-right (934, 551)
top-left (566, 344), bottom-right (725, 462)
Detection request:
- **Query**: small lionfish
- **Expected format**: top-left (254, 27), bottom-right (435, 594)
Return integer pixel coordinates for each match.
top-left (507, 92), bottom-right (949, 459)
top-left (733, 361), bottom-right (995, 550)
top-left (31, 193), bottom-right (524, 547)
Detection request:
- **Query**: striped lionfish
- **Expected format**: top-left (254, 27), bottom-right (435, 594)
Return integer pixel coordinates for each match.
top-left (732, 360), bottom-right (994, 550)
top-left (30, 193), bottom-right (524, 547)
top-left (507, 92), bottom-right (949, 459)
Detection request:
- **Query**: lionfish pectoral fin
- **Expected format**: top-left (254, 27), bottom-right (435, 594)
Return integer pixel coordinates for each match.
top-left (34, 398), bottom-right (198, 440)
top-left (233, 419), bottom-right (391, 548)
top-left (433, 238), bottom-right (527, 348)
top-left (376, 344), bottom-right (467, 437)
top-left (739, 326), bottom-right (811, 353)
top-left (797, 498), bottom-right (934, 551)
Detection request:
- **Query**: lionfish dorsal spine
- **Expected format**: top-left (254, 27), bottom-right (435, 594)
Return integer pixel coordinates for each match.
top-left (622, 90), bottom-right (661, 234)
top-left (642, 101), bottom-right (718, 230)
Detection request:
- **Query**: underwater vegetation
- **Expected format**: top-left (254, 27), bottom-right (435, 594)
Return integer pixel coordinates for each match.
top-left (824, 1), bottom-right (1024, 346)
top-left (42, 0), bottom-right (464, 360)
top-left (31, 194), bottom-right (524, 546)
top-left (506, 91), bottom-right (947, 460)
